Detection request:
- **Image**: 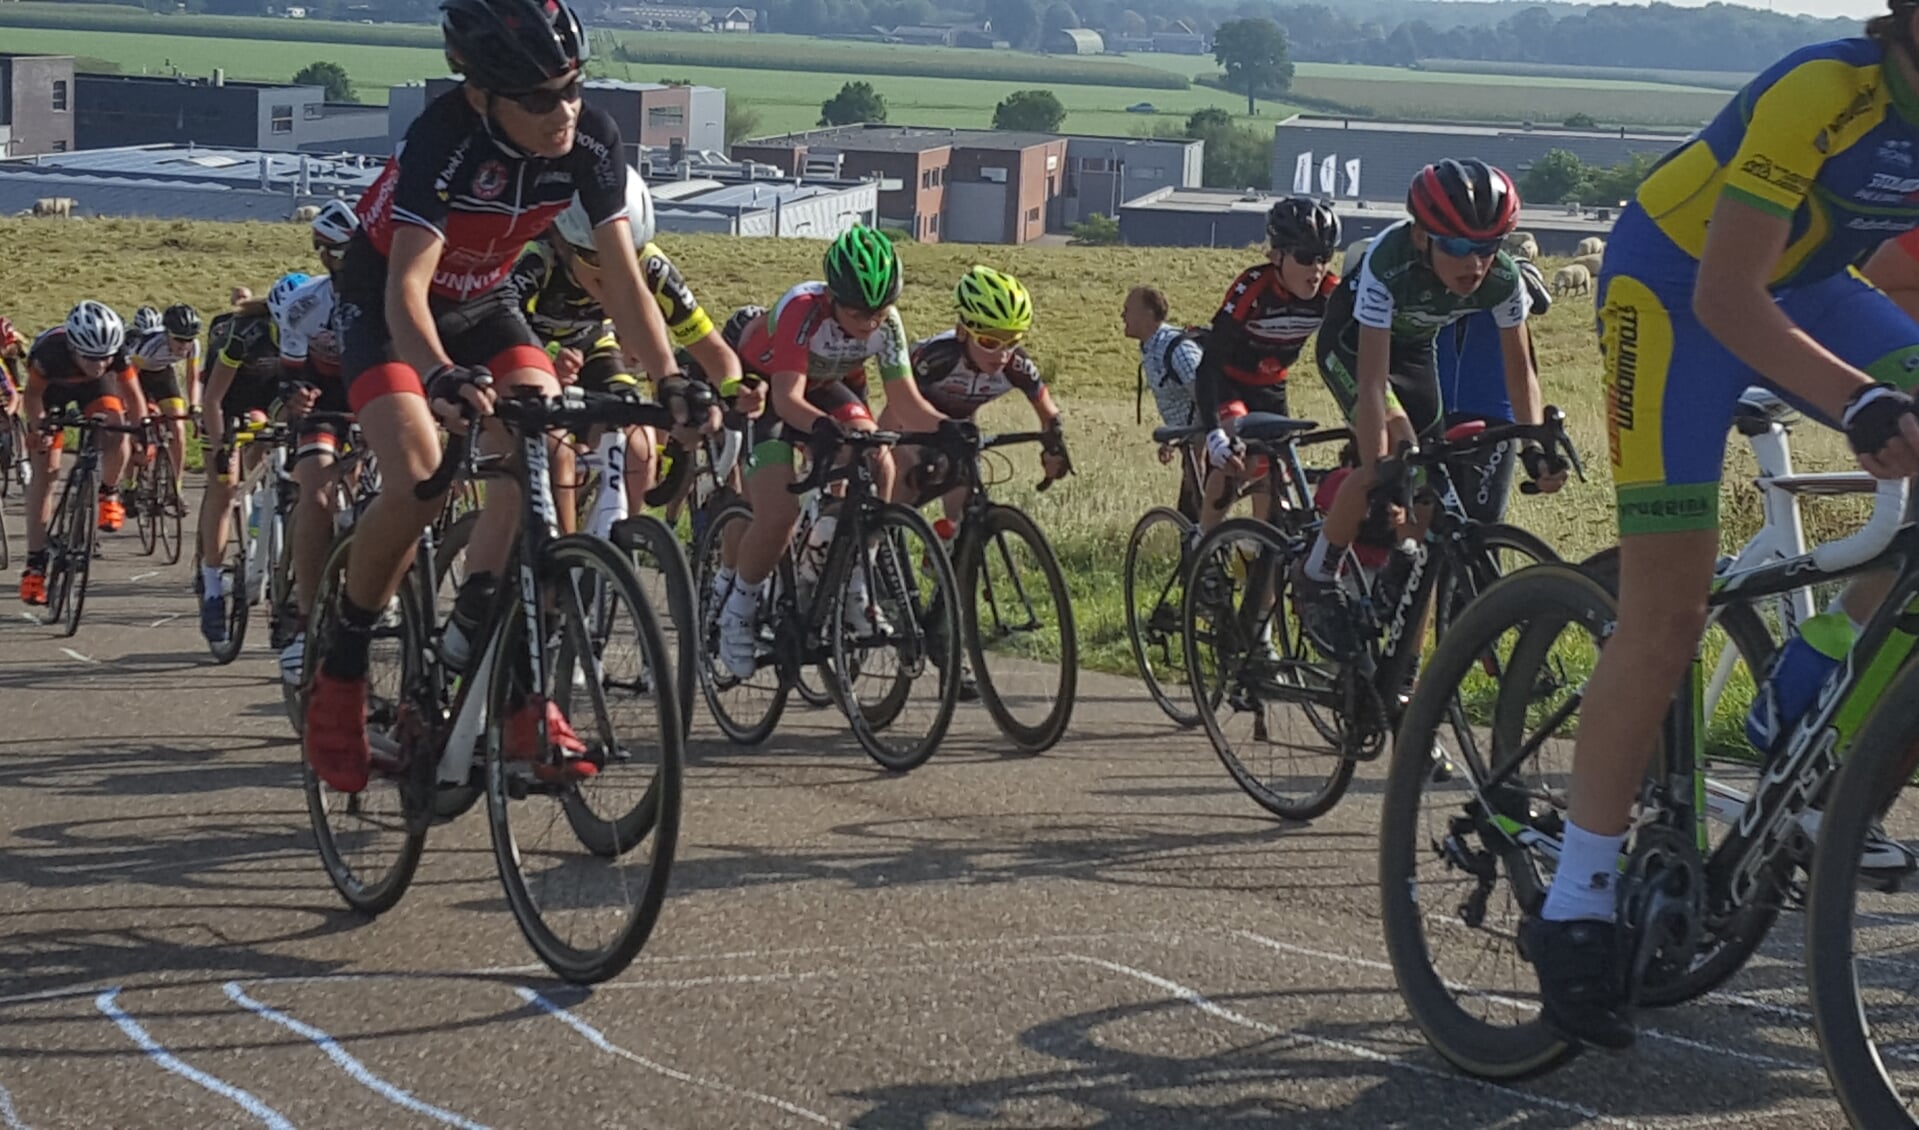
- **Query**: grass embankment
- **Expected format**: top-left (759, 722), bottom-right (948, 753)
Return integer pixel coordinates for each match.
top-left (0, 217), bottom-right (1862, 706)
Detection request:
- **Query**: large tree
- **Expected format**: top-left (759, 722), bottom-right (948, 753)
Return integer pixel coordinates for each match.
top-left (993, 89), bottom-right (1067, 132)
top-left (1518, 148), bottom-right (1591, 205)
top-left (292, 61), bottom-right (354, 103)
top-left (819, 81), bottom-right (888, 127)
top-left (1213, 18), bottom-right (1293, 116)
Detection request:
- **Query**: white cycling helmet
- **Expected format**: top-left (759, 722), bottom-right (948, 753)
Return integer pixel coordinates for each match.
top-left (266, 272), bottom-right (311, 323)
top-left (132, 305), bottom-right (164, 337)
top-left (65, 300), bottom-right (126, 358)
top-left (311, 199), bottom-right (359, 246)
top-left (552, 167), bottom-right (655, 253)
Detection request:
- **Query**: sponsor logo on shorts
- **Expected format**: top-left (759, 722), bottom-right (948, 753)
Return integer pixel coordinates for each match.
top-left (1607, 300), bottom-right (1640, 466)
top-left (1621, 494), bottom-right (1713, 525)
top-left (1847, 216), bottom-right (1919, 232)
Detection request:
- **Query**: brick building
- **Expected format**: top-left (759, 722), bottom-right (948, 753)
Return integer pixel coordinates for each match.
top-left (392, 78), bottom-right (725, 156)
top-left (732, 124), bottom-right (1066, 244)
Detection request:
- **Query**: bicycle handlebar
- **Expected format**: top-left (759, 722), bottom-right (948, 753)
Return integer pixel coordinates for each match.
top-left (37, 409), bottom-right (144, 437)
top-left (1811, 476), bottom-right (1909, 573)
top-left (788, 428), bottom-right (903, 495)
top-left (1373, 406), bottom-right (1584, 510)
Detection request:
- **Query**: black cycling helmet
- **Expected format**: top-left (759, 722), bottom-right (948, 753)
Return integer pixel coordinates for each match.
top-left (162, 303), bottom-right (201, 339)
top-left (1408, 159), bottom-right (1522, 241)
top-left (441, 0), bottom-right (588, 93)
top-left (1266, 195), bottom-right (1341, 255)
top-left (722, 304), bottom-right (765, 350)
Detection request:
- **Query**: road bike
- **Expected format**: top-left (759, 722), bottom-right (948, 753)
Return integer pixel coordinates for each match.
top-left (35, 409), bottom-right (140, 637)
top-left (1380, 474), bottom-right (1916, 1088)
top-left (908, 421), bottom-right (1077, 753)
top-left (1182, 412), bottom-right (1573, 820)
top-left (300, 388), bottom-right (688, 983)
top-left (693, 427), bottom-right (963, 771)
top-left (200, 418), bottom-right (292, 664)
top-left (125, 410), bottom-right (187, 565)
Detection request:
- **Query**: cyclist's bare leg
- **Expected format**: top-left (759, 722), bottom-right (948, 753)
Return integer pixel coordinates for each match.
top-left (292, 452), bottom-right (339, 617)
top-left (166, 413), bottom-right (188, 496)
top-left (553, 434), bottom-right (577, 535)
top-left (1567, 529), bottom-right (1719, 835)
top-left (196, 470), bottom-right (236, 570)
top-left (737, 458), bottom-right (800, 586)
top-left (343, 394), bottom-right (447, 612)
top-left (1199, 467), bottom-right (1235, 533)
top-left (24, 432), bottom-right (59, 554)
top-left (625, 423), bottom-right (658, 508)
top-left (100, 411), bottom-right (131, 491)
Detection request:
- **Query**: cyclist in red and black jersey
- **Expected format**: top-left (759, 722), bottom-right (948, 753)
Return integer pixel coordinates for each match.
top-left (1192, 196), bottom-right (1341, 533)
top-left (18, 303), bottom-right (143, 604)
top-left (0, 315), bottom-right (25, 419)
top-left (304, 0), bottom-right (699, 795)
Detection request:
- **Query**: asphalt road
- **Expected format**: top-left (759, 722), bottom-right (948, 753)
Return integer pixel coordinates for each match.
top-left (0, 500), bottom-right (1869, 1129)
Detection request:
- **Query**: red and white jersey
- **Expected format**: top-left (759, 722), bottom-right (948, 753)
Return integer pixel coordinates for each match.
top-left (734, 283), bottom-right (911, 385)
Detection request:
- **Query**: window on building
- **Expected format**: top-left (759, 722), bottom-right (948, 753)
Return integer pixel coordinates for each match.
top-left (930, 213), bottom-right (939, 234)
top-left (1027, 206), bottom-right (1040, 222)
top-left (50, 140), bottom-right (68, 152)
top-left (304, 103), bottom-right (324, 120)
top-left (271, 104), bottom-right (294, 134)
top-left (980, 166), bottom-right (1008, 184)
top-left (51, 81), bottom-right (67, 111)
top-left (647, 104), bottom-right (687, 129)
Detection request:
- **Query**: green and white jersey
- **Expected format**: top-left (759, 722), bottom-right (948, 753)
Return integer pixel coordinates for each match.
top-left (1344, 220), bottom-right (1530, 347)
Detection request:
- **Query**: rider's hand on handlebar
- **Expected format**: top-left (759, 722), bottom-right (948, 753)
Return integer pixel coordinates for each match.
top-left (554, 347), bottom-right (585, 385)
top-left (733, 376), bottom-right (767, 419)
top-left (424, 363), bottom-right (494, 431)
top-left (1205, 427), bottom-right (1245, 475)
top-left (1520, 441), bottom-right (1569, 495)
top-left (1843, 383), bottom-right (1919, 480)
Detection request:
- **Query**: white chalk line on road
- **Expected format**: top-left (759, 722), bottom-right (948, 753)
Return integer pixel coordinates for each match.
top-left (516, 987), bottom-right (842, 1128)
top-left (1066, 953), bottom-right (1629, 1127)
top-left (0, 1080), bottom-right (29, 1130)
top-left (129, 571), bottom-right (159, 582)
top-left (149, 613), bottom-right (182, 628)
top-left (1231, 930), bottom-right (1820, 1077)
top-left (222, 982), bottom-right (487, 1129)
top-left (93, 988), bottom-right (293, 1130)
top-left (58, 648), bottom-right (93, 665)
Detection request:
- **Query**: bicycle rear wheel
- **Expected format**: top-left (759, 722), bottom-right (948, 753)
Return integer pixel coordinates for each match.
top-left (302, 532), bottom-right (430, 915)
top-left (1125, 506), bottom-right (1200, 728)
top-left (1184, 518), bottom-right (1354, 821)
top-left (488, 534), bottom-right (681, 984)
top-left (156, 464), bottom-right (184, 567)
top-left (613, 514), bottom-right (696, 740)
top-left (832, 502), bottom-right (961, 772)
top-left (960, 504), bottom-right (1077, 754)
top-left (1807, 656), bottom-right (1919, 1129)
top-left (206, 496), bottom-right (249, 663)
top-left (692, 500), bottom-right (789, 745)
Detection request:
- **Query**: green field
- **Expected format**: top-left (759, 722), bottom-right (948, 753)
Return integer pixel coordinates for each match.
top-left (1420, 58), bottom-right (1751, 91)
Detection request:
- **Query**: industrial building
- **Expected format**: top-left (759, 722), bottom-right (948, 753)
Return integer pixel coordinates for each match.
top-left (650, 176), bottom-right (878, 237)
top-left (388, 78), bottom-right (726, 157)
top-left (74, 72), bottom-right (388, 154)
top-left (1057, 134), bottom-right (1204, 228)
top-left (0, 53), bottom-right (75, 158)
top-left (1118, 186), bottom-right (1615, 253)
top-left (0, 143), bottom-right (382, 222)
top-left (1269, 113), bottom-right (1683, 207)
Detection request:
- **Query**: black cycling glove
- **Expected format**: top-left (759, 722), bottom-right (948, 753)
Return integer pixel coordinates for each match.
top-left (1520, 441), bottom-right (1567, 483)
top-left (423, 363), bottom-right (491, 409)
top-left (1843, 382), bottom-right (1916, 458)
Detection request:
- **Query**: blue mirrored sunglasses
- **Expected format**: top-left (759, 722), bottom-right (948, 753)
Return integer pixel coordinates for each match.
top-left (1432, 235), bottom-right (1503, 259)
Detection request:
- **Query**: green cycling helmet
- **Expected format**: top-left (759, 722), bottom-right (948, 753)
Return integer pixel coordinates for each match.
top-left (824, 225), bottom-right (902, 311)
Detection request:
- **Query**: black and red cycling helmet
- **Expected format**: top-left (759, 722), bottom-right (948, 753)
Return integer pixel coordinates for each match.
top-left (1407, 159), bottom-right (1522, 241)
top-left (442, 0), bottom-right (588, 93)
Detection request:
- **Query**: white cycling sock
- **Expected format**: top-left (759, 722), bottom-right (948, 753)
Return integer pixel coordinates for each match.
top-left (1304, 534), bottom-right (1340, 583)
top-left (201, 565), bottom-right (224, 598)
top-left (723, 580), bottom-right (759, 621)
top-left (711, 565), bottom-right (736, 603)
top-left (1541, 821), bottom-right (1626, 923)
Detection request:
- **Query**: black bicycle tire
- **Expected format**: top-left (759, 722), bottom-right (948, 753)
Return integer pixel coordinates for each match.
top-left (834, 501), bottom-right (962, 772)
top-left (1576, 547), bottom-right (1786, 1006)
top-left (302, 531), bottom-right (431, 916)
top-left (612, 514), bottom-right (697, 741)
top-left (1183, 517), bottom-right (1355, 821)
top-left (692, 499), bottom-right (789, 745)
top-left (488, 533), bottom-right (682, 984)
top-left (957, 504), bottom-right (1078, 754)
top-left (134, 457), bottom-right (159, 557)
top-left (1807, 655), bottom-right (1919, 1130)
top-left (1380, 564), bottom-right (1601, 1081)
top-left (1125, 506), bottom-right (1201, 728)
top-left (41, 469), bottom-right (76, 627)
top-left (61, 465), bottom-right (96, 639)
top-left (206, 497), bottom-right (249, 664)
top-left (158, 465), bottom-right (184, 567)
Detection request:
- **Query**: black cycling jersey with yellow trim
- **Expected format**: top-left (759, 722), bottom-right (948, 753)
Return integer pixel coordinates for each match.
top-left (505, 235), bottom-right (715, 355)
top-left (210, 312), bottom-right (281, 387)
top-left (1633, 36), bottom-right (1919, 288)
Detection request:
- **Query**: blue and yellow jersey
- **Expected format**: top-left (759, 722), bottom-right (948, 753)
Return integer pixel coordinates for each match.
top-left (1633, 36), bottom-right (1919, 289)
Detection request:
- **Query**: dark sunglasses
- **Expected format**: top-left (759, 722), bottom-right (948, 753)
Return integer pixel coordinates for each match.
top-left (498, 76), bottom-right (584, 115)
top-left (1432, 235), bottom-right (1503, 259)
top-left (1284, 249), bottom-right (1332, 267)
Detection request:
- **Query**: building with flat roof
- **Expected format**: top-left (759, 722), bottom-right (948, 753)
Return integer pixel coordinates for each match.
top-left (1118, 186), bottom-right (1615, 252)
top-left (1, 53), bottom-right (75, 159)
top-left (0, 143), bottom-right (382, 222)
top-left (1059, 134), bottom-right (1203, 227)
top-left (74, 72), bottom-right (391, 153)
top-left (733, 124), bottom-right (1067, 243)
top-left (652, 177), bottom-right (879, 237)
top-left (389, 78), bottom-right (725, 157)
top-left (1271, 113), bottom-right (1684, 207)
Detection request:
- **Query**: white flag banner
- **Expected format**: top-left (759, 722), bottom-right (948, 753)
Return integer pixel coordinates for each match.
top-left (1345, 158), bottom-right (1362, 198)
top-left (1293, 151), bottom-right (1313, 193)
top-left (1319, 154), bottom-right (1337, 195)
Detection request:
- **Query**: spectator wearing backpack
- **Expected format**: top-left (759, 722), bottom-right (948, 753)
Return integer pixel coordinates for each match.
top-left (1191, 195), bottom-right (1343, 532)
top-left (1124, 284), bottom-right (1206, 520)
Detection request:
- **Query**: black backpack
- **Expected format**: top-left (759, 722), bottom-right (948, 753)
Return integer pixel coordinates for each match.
top-left (1136, 324), bottom-right (1209, 425)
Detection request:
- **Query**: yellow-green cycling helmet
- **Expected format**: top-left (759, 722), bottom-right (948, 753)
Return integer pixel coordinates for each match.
top-left (954, 265), bottom-right (1033, 334)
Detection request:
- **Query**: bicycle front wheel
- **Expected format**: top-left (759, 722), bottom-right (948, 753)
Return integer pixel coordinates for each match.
top-left (156, 466), bottom-right (184, 567)
top-left (1125, 506), bottom-right (1200, 728)
top-left (960, 504), bottom-right (1076, 754)
top-left (1808, 656), bottom-right (1919, 1129)
top-left (691, 499), bottom-right (789, 745)
top-left (487, 534), bottom-right (681, 984)
top-left (206, 496), bottom-right (249, 663)
top-left (58, 468), bottom-right (97, 638)
top-left (832, 502), bottom-right (962, 772)
top-left (613, 514), bottom-right (697, 740)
